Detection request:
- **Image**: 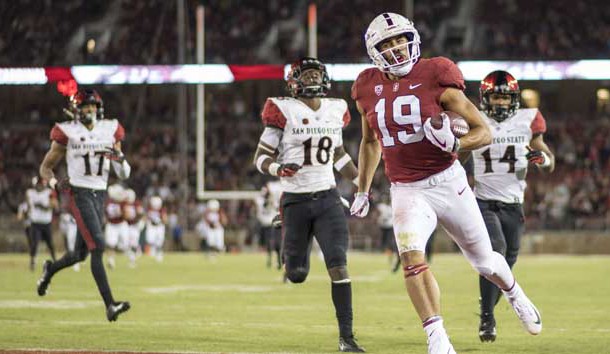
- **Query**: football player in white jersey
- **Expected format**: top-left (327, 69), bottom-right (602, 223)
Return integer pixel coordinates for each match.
top-left (468, 70), bottom-right (555, 342)
top-left (25, 176), bottom-right (58, 270)
top-left (253, 57), bottom-right (364, 352)
top-left (36, 89), bottom-right (131, 322)
top-left (255, 180), bottom-right (283, 269)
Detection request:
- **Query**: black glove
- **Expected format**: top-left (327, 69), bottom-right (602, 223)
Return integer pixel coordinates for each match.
top-left (104, 147), bottom-right (125, 162)
top-left (277, 163), bottom-right (301, 177)
top-left (525, 146), bottom-right (546, 165)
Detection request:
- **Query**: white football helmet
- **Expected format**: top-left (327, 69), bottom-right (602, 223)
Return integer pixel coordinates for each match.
top-left (207, 199), bottom-right (220, 211)
top-left (365, 12), bottom-right (421, 77)
top-left (150, 196), bottom-right (163, 210)
top-left (107, 184), bottom-right (125, 201)
top-left (125, 189), bottom-right (136, 204)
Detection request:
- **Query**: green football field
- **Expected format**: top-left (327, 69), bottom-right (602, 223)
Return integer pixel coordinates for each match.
top-left (1, 252), bottom-right (609, 353)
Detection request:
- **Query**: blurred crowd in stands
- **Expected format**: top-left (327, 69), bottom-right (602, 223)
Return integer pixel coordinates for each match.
top-left (1, 0), bottom-right (608, 66)
top-left (1, 0), bottom-right (610, 236)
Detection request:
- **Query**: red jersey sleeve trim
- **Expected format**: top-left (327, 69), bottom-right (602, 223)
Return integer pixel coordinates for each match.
top-left (114, 122), bottom-right (125, 141)
top-left (50, 125), bottom-right (68, 146)
top-left (261, 99), bottom-right (287, 129)
top-left (342, 109), bottom-right (351, 128)
top-left (530, 110), bottom-right (547, 135)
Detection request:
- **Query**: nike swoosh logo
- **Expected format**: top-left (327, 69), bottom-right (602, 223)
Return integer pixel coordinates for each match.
top-left (533, 308), bottom-right (541, 325)
top-left (409, 83), bottom-right (422, 89)
top-left (458, 186), bottom-right (467, 195)
top-left (429, 130), bottom-right (446, 148)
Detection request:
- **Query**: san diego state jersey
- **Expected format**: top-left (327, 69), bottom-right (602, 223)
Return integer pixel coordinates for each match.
top-left (351, 57), bottom-right (464, 183)
top-left (472, 108), bottom-right (546, 204)
top-left (261, 97), bottom-right (350, 193)
top-left (51, 119), bottom-right (125, 190)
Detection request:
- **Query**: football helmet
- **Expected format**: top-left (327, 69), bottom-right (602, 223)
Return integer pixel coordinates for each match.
top-left (207, 199), bottom-right (220, 211)
top-left (149, 196), bottom-right (163, 210)
top-left (125, 189), bottom-right (136, 204)
top-left (107, 184), bottom-right (125, 201)
top-left (480, 70), bottom-right (520, 122)
top-left (69, 89), bottom-right (104, 125)
top-left (286, 57), bottom-right (331, 98)
top-left (365, 13), bottom-right (421, 77)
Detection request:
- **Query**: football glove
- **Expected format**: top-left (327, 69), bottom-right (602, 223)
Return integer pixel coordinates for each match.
top-left (350, 192), bottom-right (370, 218)
top-left (526, 146), bottom-right (550, 166)
top-left (103, 147), bottom-right (125, 162)
top-left (423, 115), bottom-right (458, 153)
top-left (277, 163), bottom-right (301, 177)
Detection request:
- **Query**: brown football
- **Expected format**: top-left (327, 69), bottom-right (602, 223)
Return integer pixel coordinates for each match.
top-left (429, 111), bottom-right (470, 138)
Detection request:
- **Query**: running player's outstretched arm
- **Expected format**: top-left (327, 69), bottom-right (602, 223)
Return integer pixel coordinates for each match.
top-left (333, 145), bottom-right (358, 185)
top-left (440, 88), bottom-right (491, 151)
top-left (356, 102), bottom-right (381, 193)
top-left (40, 141), bottom-right (66, 182)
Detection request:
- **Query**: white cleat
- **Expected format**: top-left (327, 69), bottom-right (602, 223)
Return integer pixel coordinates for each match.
top-left (427, 330), bottom-right (457, 354)
top-left (505, 293), bottom-right (542, 335)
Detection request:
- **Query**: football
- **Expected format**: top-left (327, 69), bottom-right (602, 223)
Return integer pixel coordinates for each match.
top-left (429, 111), bottom-right (470, 138)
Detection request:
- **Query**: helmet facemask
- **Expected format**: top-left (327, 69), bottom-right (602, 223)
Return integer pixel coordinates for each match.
top-left (287, 57), bottom-right (331, 98)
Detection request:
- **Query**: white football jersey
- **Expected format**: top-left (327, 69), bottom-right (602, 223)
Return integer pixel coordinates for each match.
top-left (471, 108), bottom-right (546, 204)
top-left (376, 202), bottom-right (393, 228)
top-left (256, 180), bottom-right (283, 226)
top-left (261, 97), bottom-right (350, 193)
top-left (51, 119), bottom-right (125, 190)
top-left (26, 188), bottom-right (54, 224)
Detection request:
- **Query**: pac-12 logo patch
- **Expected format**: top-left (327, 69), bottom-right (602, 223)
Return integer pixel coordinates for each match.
top-left (374, 85), bottom-right (383, 96)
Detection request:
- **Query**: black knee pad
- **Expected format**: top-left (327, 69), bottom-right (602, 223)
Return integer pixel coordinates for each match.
top-left (286, 267), bottom-right (309, 283)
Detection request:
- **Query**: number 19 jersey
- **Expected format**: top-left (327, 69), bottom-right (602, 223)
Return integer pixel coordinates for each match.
top-left (261, 97), bottom-right (350, 193)
top-left (50, 119), bottom-right (125, 190)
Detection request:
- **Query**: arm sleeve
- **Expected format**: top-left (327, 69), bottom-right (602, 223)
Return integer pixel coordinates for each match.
top-left (261, 99), bottom-right (287, 130)
top-left (112, 160), bottom-right (131, 180)
top-left (114, 122), bottom-right (125, 141)
top-left (530, 110), bottom-right (547, 135)
top-left (259, 127), bottom-right (283, 150)
top-left (436, 57), bottom-right (466, 90)
top-left (50, 125), bottom-right (68, 146)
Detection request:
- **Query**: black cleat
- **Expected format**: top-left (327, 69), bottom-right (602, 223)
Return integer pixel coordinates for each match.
top-left (36, 260), bottom-right (53, 296)
top-left (339, 336), bottom-right (365, 352)
top-left (106, 301), bottom-right (131, 322)
top-left (479, 314), bottom-right (497, 342)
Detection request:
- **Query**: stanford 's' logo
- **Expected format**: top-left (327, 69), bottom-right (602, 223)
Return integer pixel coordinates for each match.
top-left (374, 85), bottom-right (383, 96)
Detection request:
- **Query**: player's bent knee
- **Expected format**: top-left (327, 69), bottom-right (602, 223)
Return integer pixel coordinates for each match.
top-left (286, 267), bottom-right (309, 283)
top-left (328, 265), bottom-right (349, 282)
top-left (473, 251), bottom-right (505, 277)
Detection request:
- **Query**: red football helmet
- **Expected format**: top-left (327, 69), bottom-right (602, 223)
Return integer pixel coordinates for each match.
top-left (286, 57), bottom-right (331, 98)
top-left (69, 89), bottom-right (104, 124)
top-left (479, 70), bottom-right (520, 122)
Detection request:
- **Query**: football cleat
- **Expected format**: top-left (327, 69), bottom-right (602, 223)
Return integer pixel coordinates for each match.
top-left (478, 313), bottom-right (497, 342)
top-left (339, 336), bottom-right (365, 352)
top-left (36, 260), bottom-right (53, 296)
top-left (106, 301), bottom-right (131, 322)
top-left (505, 293), bottom-right (542, 335)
